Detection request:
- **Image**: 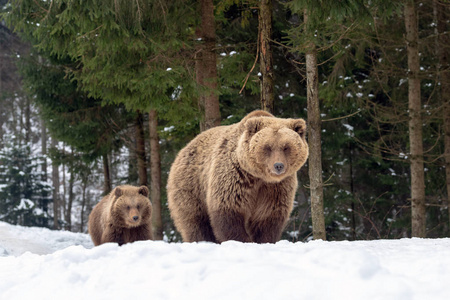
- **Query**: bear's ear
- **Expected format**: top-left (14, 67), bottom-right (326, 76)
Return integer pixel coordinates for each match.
top-left (292, 119), bottom-right (306, 138)
top-left (138, 186), bottom-right (149, 197)
top-left (115, 187), bottom-right (123, 198)
top-left (245, 118), bottom-right (265, 137)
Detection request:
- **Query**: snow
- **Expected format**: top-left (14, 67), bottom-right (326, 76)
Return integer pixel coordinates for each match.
top-left (343, 124), bottom-right (354, 131)
top-left (1, 221), bottom-right (450, 300)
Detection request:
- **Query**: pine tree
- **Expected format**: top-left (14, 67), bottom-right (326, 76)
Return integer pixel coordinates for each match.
top-left (196, 0), bottom-right (221, 131)
top-left (303, 8), bottom-right (326, 240)
top-left (434, 0), bottom-right (450, 225)
top-left (259, 0), bottom-right (275, 113)
top-left (286, 0), bottom-right (367, 240)
top-left (149, 109), bottom-right (163, 240)
top-left (404, 0), bottom-right (426, 237)
top-left (0, 134), bottom-right (52, 227)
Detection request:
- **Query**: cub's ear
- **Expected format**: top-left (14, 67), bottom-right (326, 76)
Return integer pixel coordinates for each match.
top-left (115, 187), bottom-right (123, 198)
top-left (245, 117), bottom-right (265, 137)
top-left (138, 186), bottom-right (149, 197)
top-left (292, 119), bottom-right (307, 138)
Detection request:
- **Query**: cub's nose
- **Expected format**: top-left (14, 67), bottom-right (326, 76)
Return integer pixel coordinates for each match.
top-left (274, 162), bottom-right (285, 174)
top-left (132, 216), bottom-right (139, 221)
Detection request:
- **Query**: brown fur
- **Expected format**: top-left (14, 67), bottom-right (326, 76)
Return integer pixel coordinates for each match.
top-left (167, 110), bottom-right (309, 243)
top-left (88, 185), bottom-right (153, 246)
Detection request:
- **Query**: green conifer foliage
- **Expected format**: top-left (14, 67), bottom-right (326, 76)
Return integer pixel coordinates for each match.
top-left (0, 135), bottom-right (52, 227)
top-left (5, 0), bottom-right (199, 121)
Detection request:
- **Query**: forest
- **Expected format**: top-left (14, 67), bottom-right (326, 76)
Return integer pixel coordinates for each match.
top-left (0, 0), bottom-right (449, 241)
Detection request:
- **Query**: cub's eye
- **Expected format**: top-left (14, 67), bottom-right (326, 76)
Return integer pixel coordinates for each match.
top-left (264, 146), bottom-right (272, 153)
top-left (283, 146), bottom-right (290, 152)
top-left (137, 205), bottom-right (140, 210)
top-left (127, 206), bottom-right (130, 210)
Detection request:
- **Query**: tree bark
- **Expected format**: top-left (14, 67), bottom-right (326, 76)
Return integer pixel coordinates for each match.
top-left (25, 97), bottom-right (31, 144)
top-left (259, 0), bottom-right (274, 113)
top-left (196, 0), bottom-right (221, 132)
top-left (149, 109), bottom-right (163, 240)
top-left (40, 118), bottom-right (48, 227)
top-left (405, 0), bottom-right (426, 238)
top-left (135, 112), bottom-right (148, 186)
top-left (305, 9), bottom-right (326, 241)
top-left (435, 0), bottom-right (450, 226)
top-left (80, 179), bottom-right (87, 232)
top-left (51, 137), bottom-right (60, 230)
top-left (65, 150), bottom-right (74, 231)
top-left (102, 153), bottom-right (112, 194)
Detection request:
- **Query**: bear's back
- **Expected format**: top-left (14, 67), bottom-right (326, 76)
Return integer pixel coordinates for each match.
top-left (88, 193), bottom-right (112, 245)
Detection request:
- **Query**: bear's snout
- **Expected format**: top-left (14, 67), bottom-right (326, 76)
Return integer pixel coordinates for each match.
top-left (132, 215), bottom-right (139, 221)
top-left (273, 162), bottom-right (285, 174)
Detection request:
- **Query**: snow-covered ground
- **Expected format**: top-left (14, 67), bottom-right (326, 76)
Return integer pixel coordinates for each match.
top-left (0, 221), bottom-right (449, 300)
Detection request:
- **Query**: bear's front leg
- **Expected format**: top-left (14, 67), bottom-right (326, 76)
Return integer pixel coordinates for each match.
top-left (102, 225), bottom-right (125, 245)
top-left (248, 217), bottom-right (287, 243)
top-left (209, 209), bottom-right (252, 243)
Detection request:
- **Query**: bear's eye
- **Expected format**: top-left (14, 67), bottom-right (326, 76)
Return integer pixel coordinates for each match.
top-left (127, 205), bottom-right (130, 210)
top-left (137, 205), bottom-right (140, 210)
top-left (283, 146), bottom-right (290, 153)
top-left (264, 146), bottom-right (272, 153)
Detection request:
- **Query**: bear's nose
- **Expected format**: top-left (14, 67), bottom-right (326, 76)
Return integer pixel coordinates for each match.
top-left (274, 162), bottom-right (285, 174)
top-left (132, 216), bottom-right (139, 221)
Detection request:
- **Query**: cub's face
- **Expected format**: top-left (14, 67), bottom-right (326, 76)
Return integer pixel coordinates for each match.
top-left (112, 186), bottom-right (152, 228)
top-left (240, 117), bottom-right (309, 182)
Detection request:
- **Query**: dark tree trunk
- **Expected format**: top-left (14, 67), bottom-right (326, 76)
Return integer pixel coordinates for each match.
top-left (65, 165), bottom-right (74, 231)
top-left (259, 0), bottom-right (274, 113)
top-left (64, 148), bottom-right (75, 231)
top-left (135, 112), bottom-right (148, 186)
top-left (80, 179), bottom-right (87, 232)
top-left (304, 9), bottom-right (326, 240)
top-left (51, 137), bottom-right (60, 230)
top-left (103, 153), bottom-right (112, 194)
top-left (405, 0), bottom-right (426, 238)
top-left (149, 109), bottom-right (163, 240)
top-left (435, 0), bottom-right (450, 226)
top-left (41, 118), bottom-right (48, 227)
top-left (196, 0), bottom-right (221, 132)
top-left (25, 97), bottom-right (31, 144)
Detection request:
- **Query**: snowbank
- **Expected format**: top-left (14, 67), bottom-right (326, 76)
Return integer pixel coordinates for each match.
top-left (0, 221), bottom-right (449, 300)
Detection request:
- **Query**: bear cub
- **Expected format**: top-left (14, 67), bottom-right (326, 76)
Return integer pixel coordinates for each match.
top-left (88, 185), bottom-right (153, 246)
top-left (167, 110), bottom-right (309, 244)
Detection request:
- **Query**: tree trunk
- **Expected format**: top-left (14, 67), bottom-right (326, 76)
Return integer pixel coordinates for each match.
top-left (103, 153), bottom-right (112, 194)
top-left (62, 151), bottom-right (66, 222)
top-left (435, 0), bottom-right (450, 226)
top-left (51, 137), bottom-right (60, 230)
top-left (41, 118), bottom-right (48, 227)
top-left (405, 0), bottom-right (426, 238)
top-left (259, 0), bottom-right (274, 113)
top-left (24, 97), bottom-right (31, 144)
top-left (41, 119), bottom-right (47, 180)
top-left (305, 9), bottom-right (326, 240)
top-left (135, 112), bottom-right (148, 186)
top-left (80, 179), bottom-right (87, 232)
top-left (349, 143), bottom-right (356, 240)
top-left (149, 109), bottom-right (163, 240)
top-left (65, 153), bottom-right (74, 231)
top-left (196, 0), bottom-right (221, 132)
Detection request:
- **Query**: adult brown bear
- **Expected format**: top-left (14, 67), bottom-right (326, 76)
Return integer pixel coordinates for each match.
top-left (88, 185), bottom-right (153, 246)
top-left (167, 110), bottom-right (308, 243)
